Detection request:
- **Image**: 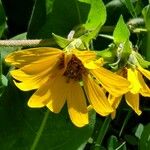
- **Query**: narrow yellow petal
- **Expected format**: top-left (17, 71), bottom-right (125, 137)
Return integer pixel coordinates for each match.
top-left (108, 95), bottom-right (122, 119)
top-left (73, 49), bottom-right (96, 63)
top-left (83, 74), bottom-right (114, 116)
top-left (138, 66), bottom-right (150, 80)
top-left (28, 81), bottom-right (51, 108)
top-left (11, 69), bottom-right (33, 81)
top-left (67, 81), bottom-right (88, 127)
top-left (137, 71), bottom-right (150, 97)
top-left (84, 61), bottom-right (99, 70)
top-left (127, 68), bottom-right (141, 94)
top-left (91, 67), bottom-right (130, 97)
top-left (111, 111), bottom-right (117, 120)
top-left (20, 54), bottom-right (60, 75)
top-left (125, 92), bottom-right (142, 115)
top-left (108, 94), bottom-right (122, 110)
top-left (11, 69), bottom-right (49, 91)
top-left (10, 53), bottom-right (62, 91)
top-left (5, 47), bottom-right (62, 67)
top-left (46, 76), bottom-right (67, 113)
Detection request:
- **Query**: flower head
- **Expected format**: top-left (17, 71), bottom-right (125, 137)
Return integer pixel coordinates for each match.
top-left (109, 65), bottom-right (150, 118)
top-left (5, 47), bottom-right (130, 127)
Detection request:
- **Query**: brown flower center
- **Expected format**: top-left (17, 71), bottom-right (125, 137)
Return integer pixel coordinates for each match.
top-left (59, 54), bottom-right (87, 81)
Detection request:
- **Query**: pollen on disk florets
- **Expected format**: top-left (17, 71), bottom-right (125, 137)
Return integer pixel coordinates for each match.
top-left (58, 53), bottom-right (87, 81)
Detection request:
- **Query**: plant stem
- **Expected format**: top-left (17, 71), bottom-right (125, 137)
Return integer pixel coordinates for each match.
top-left (30, 110), bottom-right (50, 150)
top-left (94, 116), bottom-right (111, 150)
top-left (119, 110), bottom-right (132, 137)
top-left (0, 39), bottom-right (55, 47)
top-left (115, 141), bottom-right (126, 150)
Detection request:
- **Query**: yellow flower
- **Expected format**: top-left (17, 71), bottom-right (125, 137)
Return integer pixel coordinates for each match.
top-left (109, 66), bottom-right (150, 118)
top-left (5, 47), bottom-right (130, 127)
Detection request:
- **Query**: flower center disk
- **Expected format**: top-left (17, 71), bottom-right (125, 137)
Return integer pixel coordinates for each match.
top-left (63, 54), bottom-right (87, 81)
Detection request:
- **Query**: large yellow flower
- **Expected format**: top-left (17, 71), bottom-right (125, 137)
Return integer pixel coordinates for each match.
top-left (5, 47), bottom-right (130, 127)
top-left (109, 66), bottom-right (150, 118)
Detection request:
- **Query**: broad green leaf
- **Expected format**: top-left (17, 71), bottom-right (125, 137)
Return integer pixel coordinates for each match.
top-left (79, 0), bottom-right (106, 30)
top-left (0, 78), bottom-right (96, 150)
top-left (139, 123), bottom-right (150, 150)
top-left (0, 0), bottom-right (6, 38)
top-left (142, 5), bottom-right (150, 31)
top-left (113, 15), bottom-right (130, 44)
top-left (27, 0), bottom-right (106, 40)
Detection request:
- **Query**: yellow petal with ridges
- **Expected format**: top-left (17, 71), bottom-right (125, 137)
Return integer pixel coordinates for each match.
top-left (138, 66), bottom-right (150, 80)
top-left (125, 92), bottom-right (142, 115)
top-left (73, 49), bottom-right (96, 63)
top-left (91, 67), bottom-right (130, 97)
top-left (19, 54), bottom-right (60, 75)
top-left (28, 81), bottom-right (51, 108)
top-left (5, 47), bottom-right (62, 67)
top-left (84, 61), bottom-right (99, 70)
top-left (108, 95), bottom-right (122, 119)
top-left (127, 68), bottom-right (141, 94)
top-left (46, 76), bottom-right (67, 113)
top-left (11, 69), bottom-right (50, 91)
top-left (83, 74), bottom-right (113, 116)
top-left (67, 80), bottom-right (88, 127)
top-left (108, 94), bottom-right (122, 110)
top-left (11, 69), bottom-right (33, 81)
top-left (137, 71), bottom-right (150, 97)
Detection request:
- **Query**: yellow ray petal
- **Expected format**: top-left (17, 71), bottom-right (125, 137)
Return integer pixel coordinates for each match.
top-left (108, 95), bottom-right (122, 119)
top-left (5, 47), bottom-right (62, 67)
top-left (83, 74), bottom-right (113, 116)
top-left (84, 61), bottom-right (99, 70)
top-left (91, 67), bottom-right (130, 97)
top-left (127, 68), bottom-right (141, 94)
top-left (11, 69), bottom-right (33, 81)
top-left (28, 81), bottom-right (51, 108)
top-left (108, 94), bottom-right (122, 110)
top-left (73, 49), bottom-right (96, 63)
top-left (19, 54), bottom-right (60, 75)
top-left (46, 76), bottom-right (67, 113)
top-left (137, 71), bottom-right (150, 97)
top-left (11, 69), bottom-right (49, 91)
top-left (138, 66), bottom-right (150, 80)
top-left (67, 81), bottom-right (88, 127)
top-left (125, 92), bottom-right (142, 115)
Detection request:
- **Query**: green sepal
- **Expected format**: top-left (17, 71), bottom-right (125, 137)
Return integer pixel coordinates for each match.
top-left (113, 15), bottom-right (130, 44)
top-left (121, 40), bottom-right (132, 63)
top-left (95, 44), bottom-right (116, 63)
top-left (53, 32), bottom-right (88, 50)
top-left (52, 33), bottom-right (71, 48)
top-left (133, 51), bottom-right (150, 68)
top-left (109, 40), bottom-right (132, 70)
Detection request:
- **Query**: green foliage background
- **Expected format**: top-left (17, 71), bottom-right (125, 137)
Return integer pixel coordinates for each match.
top-left (0, 0), bottom-right (150, 150)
